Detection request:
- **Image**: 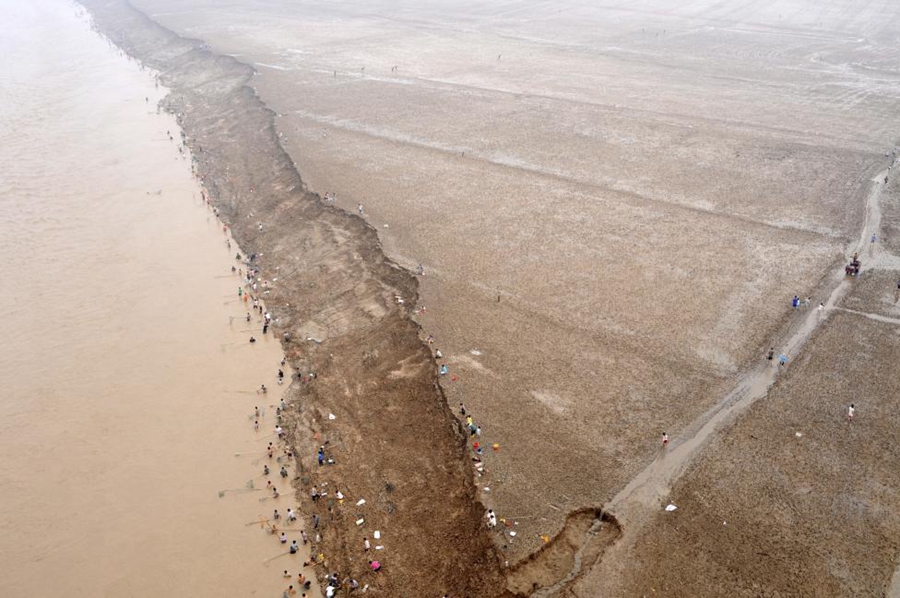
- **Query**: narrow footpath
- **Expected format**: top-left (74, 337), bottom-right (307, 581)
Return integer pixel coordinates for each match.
top-left (596, 166), bottom-right (890, 590)
top-left (540, 164), bottom-right (893, 596)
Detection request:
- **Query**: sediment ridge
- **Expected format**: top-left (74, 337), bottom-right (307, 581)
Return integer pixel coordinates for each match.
top-left (79, 2), bottom-right (631, 595)
top-left (78, 0), bottom-right (509, 595)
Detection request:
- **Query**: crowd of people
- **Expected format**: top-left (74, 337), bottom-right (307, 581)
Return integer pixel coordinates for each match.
top-left (218, 210), bottom-right (384, 597)
top-left (191, 127), bottom-right (900, 597)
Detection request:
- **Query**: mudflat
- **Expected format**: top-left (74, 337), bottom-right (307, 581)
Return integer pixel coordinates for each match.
top-left (82, 0), bottom-right (900, 595)
top-left (610, 306), bottom-right (900, 597)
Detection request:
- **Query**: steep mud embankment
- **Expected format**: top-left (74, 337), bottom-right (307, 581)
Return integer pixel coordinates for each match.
top-left (79, 2), bottom-right (626, 595)
top-left (79, 0), bottom-right (506, 595)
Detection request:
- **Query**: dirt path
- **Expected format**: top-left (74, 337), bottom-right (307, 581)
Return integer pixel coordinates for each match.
top-left (550, 166), bottom-right (891, 595)
top-left (614, 167), bottom-right (886, 522)
top-left (835, 306), bottom-right (900, 326)
top-left (890, 559), bottom-right (900, 598)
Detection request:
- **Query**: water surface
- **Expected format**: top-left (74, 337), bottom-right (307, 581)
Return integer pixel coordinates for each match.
top-left (0, 2), bottom-right (301, 595)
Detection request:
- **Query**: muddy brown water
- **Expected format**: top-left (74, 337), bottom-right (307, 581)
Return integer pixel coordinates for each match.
top-left (0, 2), bottom-right (314, 596)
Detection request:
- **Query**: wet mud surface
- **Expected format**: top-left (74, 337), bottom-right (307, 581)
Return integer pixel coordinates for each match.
top-left (614, 309), bottom-right (900, 597)
top-left (80, 1), bottom-right (509, 595)
top-left (80, 1), bottom-right (900, 595)
top-left (118, 0), bottom-right (900, 572)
